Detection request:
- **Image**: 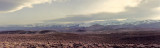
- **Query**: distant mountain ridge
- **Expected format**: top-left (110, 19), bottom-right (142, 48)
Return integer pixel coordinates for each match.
top-left (0, 20), bottom-right (160, 31)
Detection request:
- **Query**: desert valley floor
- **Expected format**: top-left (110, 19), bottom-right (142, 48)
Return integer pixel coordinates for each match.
top-left (0, 30), bottom-right (159, 48)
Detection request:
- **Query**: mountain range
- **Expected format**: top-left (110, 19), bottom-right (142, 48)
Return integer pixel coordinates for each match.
top-left (0, 20), bottom-right (160, 31)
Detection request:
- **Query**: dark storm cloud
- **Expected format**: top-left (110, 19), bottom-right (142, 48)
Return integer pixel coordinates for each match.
top-left (0, 0), bottom-right (52, 13)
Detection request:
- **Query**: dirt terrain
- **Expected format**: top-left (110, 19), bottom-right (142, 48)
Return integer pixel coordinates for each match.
top-left (0, 31), bottom-right (160, 48)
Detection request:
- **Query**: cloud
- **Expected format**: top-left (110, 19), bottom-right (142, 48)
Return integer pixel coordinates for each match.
top-left (0, 0), bottom-right (53, 13)
top-left (85, 0), bottom-right (142, 13)
top-left (0, 0), bottom-right (142, 13)
top-left (47, 0), bottom-right (160, 24)
top-left (64, 0), bottom-right (142, 14)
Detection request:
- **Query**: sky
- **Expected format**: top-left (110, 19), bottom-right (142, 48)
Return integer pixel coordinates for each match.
top-left (0, 0), bottom-right (159, 26)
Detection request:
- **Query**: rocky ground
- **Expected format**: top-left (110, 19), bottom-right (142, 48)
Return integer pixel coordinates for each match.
top-left (0, 42), bottom-right (160, 48)
top-left (0, 31), bottom-right (159, 48)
